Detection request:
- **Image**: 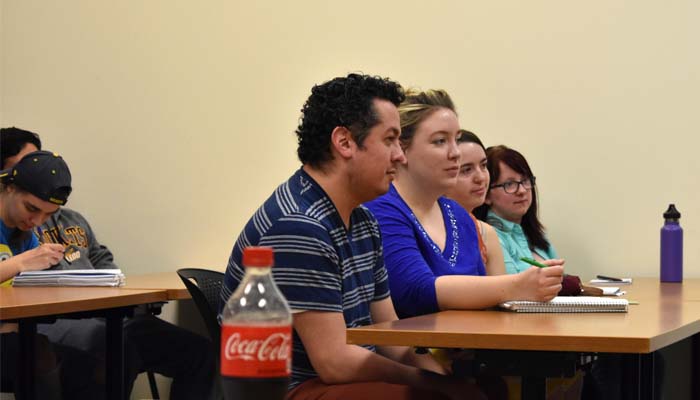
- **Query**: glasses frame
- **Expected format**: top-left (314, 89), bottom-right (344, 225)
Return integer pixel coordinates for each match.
top-left (490, 176), bottom-right (536, 194)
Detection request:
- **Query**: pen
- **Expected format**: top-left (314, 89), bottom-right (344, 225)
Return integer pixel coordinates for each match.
top-left (520, 257), bottom-right (548, 268)
top-left (596, 275), bottom-right (623, 282)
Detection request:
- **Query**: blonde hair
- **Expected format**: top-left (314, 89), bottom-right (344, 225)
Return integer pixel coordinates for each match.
top-left (398, 89), bottom-right (456, 149)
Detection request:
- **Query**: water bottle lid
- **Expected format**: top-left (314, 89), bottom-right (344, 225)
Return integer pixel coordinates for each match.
top-left (242, 246), bottom-right (274, 267)
top-left (663, 204), bottom-right (681, 220)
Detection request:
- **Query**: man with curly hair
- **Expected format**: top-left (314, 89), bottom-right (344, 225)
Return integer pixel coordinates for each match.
top-left (221, 74), bottom-right (484, 399)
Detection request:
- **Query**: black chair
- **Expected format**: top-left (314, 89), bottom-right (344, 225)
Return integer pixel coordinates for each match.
top-left (176, 268), bottom-right (224, 349)
top-left (177, 268), bottom-right (225, 400)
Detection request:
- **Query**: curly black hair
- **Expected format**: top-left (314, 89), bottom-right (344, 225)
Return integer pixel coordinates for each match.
top-left (296, 73), bottom-right (404, 168)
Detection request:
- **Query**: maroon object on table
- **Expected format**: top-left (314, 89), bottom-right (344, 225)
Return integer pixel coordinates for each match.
top-left (558, 275), bottom-right (583, 296)
top-left (558, 274), bottom-right (605, 296)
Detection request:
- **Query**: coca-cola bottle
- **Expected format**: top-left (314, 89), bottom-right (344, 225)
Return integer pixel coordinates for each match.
top-left (220, 246), bottom-right (292, 400)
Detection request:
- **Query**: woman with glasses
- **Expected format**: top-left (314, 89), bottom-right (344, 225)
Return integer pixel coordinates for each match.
top-left (364, 89), bottom-right (564, 320)
top-left (474, 145), bottom-right (558, 275)
top-left (472, 145), bottom-right (583, 400)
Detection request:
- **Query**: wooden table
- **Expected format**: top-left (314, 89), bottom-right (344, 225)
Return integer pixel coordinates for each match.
top-left (124, 269), bottom-right (225, 301)
top-left (0, 286), bottom-right (167, 319)
top-left (623, 277), bottom-right (700, 302)
top-left (123, 271), bottom-right (191, 300)
top-left (0, 286), bottom-right (168, 400)
top-left (347, 278), bottom-right (700, 400)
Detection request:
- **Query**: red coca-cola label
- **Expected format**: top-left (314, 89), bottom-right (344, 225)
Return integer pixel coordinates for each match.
top-left (220, 324), bottom-right (292, 378)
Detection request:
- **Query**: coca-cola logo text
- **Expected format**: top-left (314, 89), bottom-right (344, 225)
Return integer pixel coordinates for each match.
top-left (224, 332), bottom-right (291, 362)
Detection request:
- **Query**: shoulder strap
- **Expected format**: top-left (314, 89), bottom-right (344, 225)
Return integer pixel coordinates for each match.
top-left (469, 213), bottom-right (488, 265)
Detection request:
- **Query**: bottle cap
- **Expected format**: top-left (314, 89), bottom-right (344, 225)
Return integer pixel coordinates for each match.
top-left (242, 246), bottom-right (274, 267)
top-left (663, 204), bottom-right (681, 220)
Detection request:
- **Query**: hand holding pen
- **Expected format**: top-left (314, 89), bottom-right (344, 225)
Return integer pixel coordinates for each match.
top-left (15, 243), bottom-right (65, 272)
top-left (516, 258), bottom-right (565, 302)
top-left (36, 224), bottom-right (78, 265)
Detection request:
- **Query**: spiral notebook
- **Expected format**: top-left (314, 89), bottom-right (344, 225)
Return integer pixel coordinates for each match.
top-left (499, 296), bottom-right (629, 313)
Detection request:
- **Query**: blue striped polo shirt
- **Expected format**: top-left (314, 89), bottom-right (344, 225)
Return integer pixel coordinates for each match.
top-left (221, 168), bottom-right (391, 389)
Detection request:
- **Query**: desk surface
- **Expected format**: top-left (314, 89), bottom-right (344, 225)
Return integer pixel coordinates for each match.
top-left (124, 269), bottom-right (226, 301)
top-left (0, 287), bottom-right (168, 320)
top-left (622, 277), bottom-right (700, 302)
top-left (347, 278), bottom-right (700, 354)
top-left (124, 271), bottom-right (190, 300)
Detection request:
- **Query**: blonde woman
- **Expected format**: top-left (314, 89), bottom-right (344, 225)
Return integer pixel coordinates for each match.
top-left (365, 89), bottom-right (564, 319)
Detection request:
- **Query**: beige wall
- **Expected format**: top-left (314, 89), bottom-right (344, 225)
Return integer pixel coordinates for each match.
top-left (1, 0), bottom-right (699, 282)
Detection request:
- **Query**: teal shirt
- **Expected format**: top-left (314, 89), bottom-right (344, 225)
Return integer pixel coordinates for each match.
top-left (486, 211), bottom-right (558, 274)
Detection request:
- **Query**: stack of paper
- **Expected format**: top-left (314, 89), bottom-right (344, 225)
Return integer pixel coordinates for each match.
top-left (599, 287), bottom-right (626, 296)
top-left (499, 296), bottom-right (629, 313)
top-left (12, 269), bottom-right (126, 287)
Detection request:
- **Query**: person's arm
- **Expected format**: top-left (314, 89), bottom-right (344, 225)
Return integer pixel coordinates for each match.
top-left (435, 261), bottom-right (564, 309)
top-left (437, 217), bottom-right (565, 307)
top-left (250, 212), bottom-right (483, 398)
top-left (251, 214), bottom-right (412, 383)
top-left (369, 297), bottom-right (446, 374)
top-left (480, 222), bottom-right (506, 276)
top-left (0, 243), bottom-right (65, 282)
top-left (372, 199), bottom-right (564, 311)
top-left (293, 310), bottom-right (484, 399)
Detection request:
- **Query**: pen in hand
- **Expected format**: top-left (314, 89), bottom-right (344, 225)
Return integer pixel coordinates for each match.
top-left (36, 226), bottom-right (70, 266)
top-left (520, 257), bottom-right (549, 268)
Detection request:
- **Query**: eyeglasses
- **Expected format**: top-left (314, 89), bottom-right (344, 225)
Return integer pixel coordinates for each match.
top-left (490, 176), bottom-right (536, 194)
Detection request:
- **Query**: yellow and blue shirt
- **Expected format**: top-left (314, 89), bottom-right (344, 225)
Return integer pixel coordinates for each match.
top-left (1, 219), bottom-right (39, 286)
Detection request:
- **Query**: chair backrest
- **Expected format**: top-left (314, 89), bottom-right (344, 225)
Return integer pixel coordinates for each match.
top-left (177, 268), bottom-right (224, 346)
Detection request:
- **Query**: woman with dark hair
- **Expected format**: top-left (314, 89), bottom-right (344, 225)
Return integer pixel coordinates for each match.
top-left (475, 146), bottom-right (592, 399)
top-left (444, 130), bottom-right (505, 275)
top-left (480, 146), bottom-right (633, 399)
top-left (474, 145), bottom-right (557, 275)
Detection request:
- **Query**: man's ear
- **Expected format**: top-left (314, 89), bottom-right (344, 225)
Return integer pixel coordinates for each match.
top-left (330, 126), bottom-right (355, 159)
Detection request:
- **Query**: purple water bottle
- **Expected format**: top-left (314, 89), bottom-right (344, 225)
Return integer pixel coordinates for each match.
top-left (660, 204), bottom-right (683, 282)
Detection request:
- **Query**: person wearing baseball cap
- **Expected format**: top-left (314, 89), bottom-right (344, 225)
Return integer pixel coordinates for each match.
top-left (0, 146), bottom-right (105, 400)
top-left (1, 128), bottom-right (215, 399)
top-left (0, 150), bottom-right (70, 284)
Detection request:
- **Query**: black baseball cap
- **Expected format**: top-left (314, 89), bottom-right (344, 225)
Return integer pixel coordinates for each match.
top-left (0, 150), bottom-right (72, 205)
